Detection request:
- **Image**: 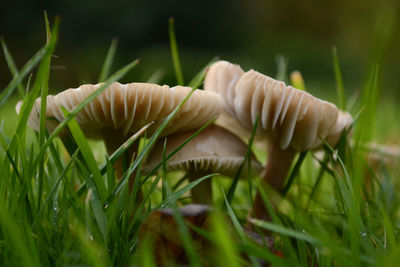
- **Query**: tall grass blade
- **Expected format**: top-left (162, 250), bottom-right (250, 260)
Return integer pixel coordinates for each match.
top-left (332, 46), bottom-right (346, 110)
top-left (169, 17), bottom-right (184, 85)
top-left (99, 38), bottom-right (118, 82)
top-left (37, 14), bottom-right (56, 209)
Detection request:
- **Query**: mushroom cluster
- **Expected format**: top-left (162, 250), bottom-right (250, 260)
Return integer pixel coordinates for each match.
top-left (19, 81), bottom-right (261, 205)
top-left (18, 62), bottom-right (353, 223)
top-left (204, 60), bottom-right (353, 220)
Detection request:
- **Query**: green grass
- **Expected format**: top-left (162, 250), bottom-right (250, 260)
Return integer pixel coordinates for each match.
top-left (0, 15), bottom-right (399, 267)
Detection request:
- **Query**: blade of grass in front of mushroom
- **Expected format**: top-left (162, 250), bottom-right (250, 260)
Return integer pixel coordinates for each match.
top-left (75, 158), bottom-right (107, 243)
top-left (98, 38), bottom-right (118, 82)
top-left (221, 188), bottom-right (245, 240)
top-left (62, 108), bottom-right (108, 241)
top-left (225, 115), bottom-right (259, 207)
top-left (37, 13), bottom-right (55, 210)
top-left (332, 46), bottom-right (346, 110)
top-left (158, 175), bottom-right (216, 209)
top-left (169, 17), bottom-right (184, 85)
top-left (141, 117), bottom-right (215, 187)
top-left (31, 58), bottom-right (140, 171)
top-left (74, 122), bottom-right (153, 196)
top-left (61, 107), bottom-right (107, 201)
top-left (0, 38), bottom-right (25, 97)
top-left (282, 151), bottom-right (308, 197)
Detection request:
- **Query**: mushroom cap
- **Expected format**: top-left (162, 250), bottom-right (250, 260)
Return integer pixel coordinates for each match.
top-left (204, 60), bottom-right (244, 117)
top-left (143, 125), bottom-right (262, 176)
top-left (17, 82), bottom-right (222, 139)
top-left (233, 70), bottom-right (353, 151)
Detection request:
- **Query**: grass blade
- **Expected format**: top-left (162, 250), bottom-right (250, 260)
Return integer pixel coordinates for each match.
top-left (225, 115), bottom-right (259, 206)
top-left (61, 108), bottom-right (107, 201)
top-left (332, 46), bottom-right (346, 109)
top-left (158, 174), bottom-right (215, 209)
top-left (169, 17), bottom-right (184, 85)
top-left (0, 37), bottom-right (25, 97)
top-left (0, 44), bottom-right (47, 107)
top-left (99, 38), bottom-right (118, 82)
top-left (282, 151), bottom-right (308, 197)
top-left (249, 218), bottom-right (318, 244)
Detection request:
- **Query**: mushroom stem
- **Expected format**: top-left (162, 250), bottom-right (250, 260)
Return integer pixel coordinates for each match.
top-left (261, 140), bottom-right (296, 192)
top-left (188, 171), bottom-right (213, 205)
top-left (252, 139), bottom-right (296, 221)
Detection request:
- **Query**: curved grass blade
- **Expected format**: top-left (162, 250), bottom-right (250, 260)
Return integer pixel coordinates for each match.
top-left (0, 37), bottom-right (25, 97)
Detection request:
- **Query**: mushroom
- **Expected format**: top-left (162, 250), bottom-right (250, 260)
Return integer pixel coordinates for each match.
top-left (234, 69), bottom-right (353, 219)
top-left (17, 82), bottom-right (223, 191)
top-left (204, 60), bottom-right (353, 220)
top-left (143, 125), bottom-right (262, 204)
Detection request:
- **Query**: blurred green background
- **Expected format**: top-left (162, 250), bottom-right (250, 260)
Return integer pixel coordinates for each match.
top-left (0, 0), bottom-right (399, 140)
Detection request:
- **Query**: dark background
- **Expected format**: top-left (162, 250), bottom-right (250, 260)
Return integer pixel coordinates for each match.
top-left (0, 0), bottom-right (399, 100)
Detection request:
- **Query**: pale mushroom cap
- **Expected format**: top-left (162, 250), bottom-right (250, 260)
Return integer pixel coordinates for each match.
top-left (144, 125), bottom-right (262, 176)
top-left (17, 82), bottom-right (222, 139)
top-left (204, 60), bottom-right (244, 117)
top-left (324, 110), bottom-right (353, 147)
top-left (233, 70), bottom-right (352, 151)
